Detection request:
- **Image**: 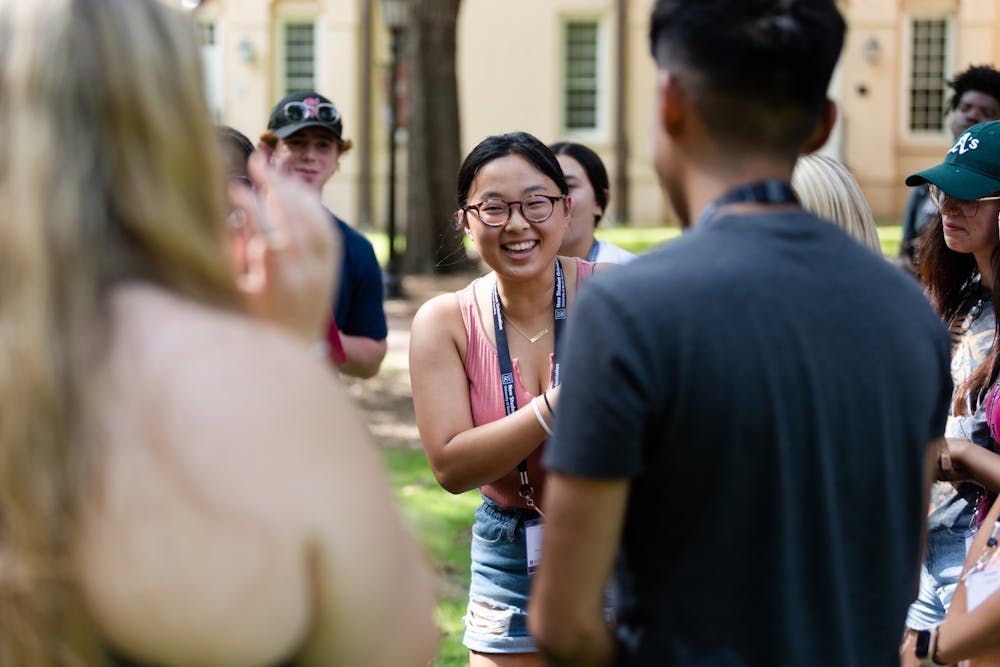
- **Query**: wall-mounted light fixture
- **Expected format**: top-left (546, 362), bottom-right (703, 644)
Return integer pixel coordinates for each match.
top-left (181, 0), bottom-right (201, 9)
top-left (863, 36), bottom-right (881, 66)
top-left (237, 39), bottom-right (255, 64)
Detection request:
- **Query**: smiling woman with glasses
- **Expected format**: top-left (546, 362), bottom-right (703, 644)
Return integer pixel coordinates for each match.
top-left (409, 131), bottom-right (612, 666)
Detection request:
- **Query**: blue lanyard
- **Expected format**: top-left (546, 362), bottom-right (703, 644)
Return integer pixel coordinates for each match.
top-left (695, 180), bottom-right (799, 227)
top-left (491, 259), bottom-right (567, 417)
top-left (586, 240), bottom-right (600, 263)
top-left (491, 260), bottom-right (567, 502)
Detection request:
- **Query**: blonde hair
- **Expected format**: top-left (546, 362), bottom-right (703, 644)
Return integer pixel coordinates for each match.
top-left (0, 0), bottom-right (238, 662)
top-left (792, 153), bottom-right (882, 252)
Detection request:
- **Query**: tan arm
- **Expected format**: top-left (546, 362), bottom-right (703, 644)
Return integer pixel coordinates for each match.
top-left (529, 472), bottom-right (626, 667)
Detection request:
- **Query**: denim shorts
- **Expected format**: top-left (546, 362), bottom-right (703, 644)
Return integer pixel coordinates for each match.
top-left (905, 523), bottom-right (972, 629)
top-left (463, 495), bottom-right (540, 654)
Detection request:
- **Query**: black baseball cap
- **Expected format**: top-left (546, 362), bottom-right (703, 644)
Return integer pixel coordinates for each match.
top-left (906, 120), bottom-right (1000, 199)
top-left (267, 91), bottom-right (343, 140)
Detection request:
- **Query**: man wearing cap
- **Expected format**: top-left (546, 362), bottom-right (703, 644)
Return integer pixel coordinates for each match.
top-left (900, 119), bottom-right (1000, 667)
top-left (261, 91), bottom-right (387, 378)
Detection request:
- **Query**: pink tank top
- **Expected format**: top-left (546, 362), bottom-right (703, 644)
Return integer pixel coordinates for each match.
top-left (457, 258), bottom-right (595, 509)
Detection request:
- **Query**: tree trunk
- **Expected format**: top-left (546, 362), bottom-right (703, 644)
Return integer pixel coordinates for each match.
top-left (402, 0), bottom-right (475, 274)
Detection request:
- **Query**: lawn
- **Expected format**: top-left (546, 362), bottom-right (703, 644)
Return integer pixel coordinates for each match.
top-left (375, 221), bottom-right (904, 667)
top-left (366, 222), bottom-right (904, 266)
top-left (381, 448), bottom-right (479, 667)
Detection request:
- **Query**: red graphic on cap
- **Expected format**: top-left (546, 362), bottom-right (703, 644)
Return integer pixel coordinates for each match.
top-left (303, 97), bottom-right (322, 119)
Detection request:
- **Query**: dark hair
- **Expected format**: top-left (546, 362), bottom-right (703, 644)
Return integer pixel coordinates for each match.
top-left (948, 65), bottom-right (1000, 111)
top-left (918, 214), bottom-right (1000, 414)
top-left (457, 132), bottom-right (568, 208)
top-left (918, 215), bottom-right (981, 322)
top-left (218, 125), bottom-right (254, 162)
top-left (648, 0), bottom-right (845, 157)
top-left (549, 141), bottom-right (609, 226)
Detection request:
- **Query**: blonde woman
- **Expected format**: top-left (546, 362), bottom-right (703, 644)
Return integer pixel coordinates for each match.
top-left (792, 152), bottom-right (882, 252)
top-left (0, 1), bottom-right (436, 666)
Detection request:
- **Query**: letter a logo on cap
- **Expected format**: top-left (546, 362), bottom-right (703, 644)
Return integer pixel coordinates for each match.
top-left (949, 131), bottom-right (981, 156)
top-left (906, 120), bottom-right (1000, 199)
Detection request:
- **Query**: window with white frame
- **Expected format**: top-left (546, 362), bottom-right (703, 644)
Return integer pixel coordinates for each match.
top-left (908, 18), bottom-right (951, 133)
top-left (198, 21), bottom-right (223, 123)
top-left (198, 22), bottom-right (215, 47)
top-left (283, 22), bottom-right (316, 95)
top-left (564, 20), bottom-right (600, 132)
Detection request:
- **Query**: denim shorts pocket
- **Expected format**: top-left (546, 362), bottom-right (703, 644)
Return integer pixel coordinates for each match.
top-left (945, 524), bottom-right (977, 539)
top-left (471, 501), bottom-right (515, 545)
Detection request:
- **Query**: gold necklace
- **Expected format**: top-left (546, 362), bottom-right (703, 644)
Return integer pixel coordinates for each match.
top-left (503, 314), bottom-right (552, 343)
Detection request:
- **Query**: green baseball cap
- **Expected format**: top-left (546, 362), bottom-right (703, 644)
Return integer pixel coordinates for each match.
top-left (906, 120), bottom-right (1000, 199)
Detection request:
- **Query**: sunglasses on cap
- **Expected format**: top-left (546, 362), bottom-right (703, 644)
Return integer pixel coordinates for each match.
top-left (281, 101), bottom-right (341, 124)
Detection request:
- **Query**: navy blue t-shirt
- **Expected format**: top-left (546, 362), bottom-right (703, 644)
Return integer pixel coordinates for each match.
top-left (331, 214), bottom-right (387, 341)
top-left (545, 211), bottom-right (952, 667)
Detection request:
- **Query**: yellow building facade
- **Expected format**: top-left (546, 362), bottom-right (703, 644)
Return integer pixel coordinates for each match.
top-left (178, 0), bottom-right (1000, 227)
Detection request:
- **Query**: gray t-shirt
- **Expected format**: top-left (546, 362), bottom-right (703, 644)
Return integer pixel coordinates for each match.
top-left (546, 211), bottom-right (952, 667)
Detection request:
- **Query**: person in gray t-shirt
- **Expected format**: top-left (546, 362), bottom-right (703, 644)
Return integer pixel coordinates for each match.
top-left (529, 3), bottom-right (952, 667)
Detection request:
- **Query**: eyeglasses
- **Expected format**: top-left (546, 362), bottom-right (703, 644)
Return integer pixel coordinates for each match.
top-left (282, 101), bottom-right (341, 124)
top-left (929, 184), bottom-right (1000, 217)
top-left (462, 194), bottom-right (566, 228)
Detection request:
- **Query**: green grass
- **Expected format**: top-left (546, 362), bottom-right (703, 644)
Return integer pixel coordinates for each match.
top-left (875, 222), bottom-right (902, 258)
top-left (365, 223), bottom-right (904, 265)
top-left (382, 448), bottom-right (479, 667)
top-left (593, 225), bottom-right (681, 255)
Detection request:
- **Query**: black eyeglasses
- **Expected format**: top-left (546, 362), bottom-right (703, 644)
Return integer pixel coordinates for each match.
top-left (462, 194), bottom-right (566, 228)
top-left (283, 101), bottom-right (341, 124)
top-left (930, 184), bottom-right (1000, 217)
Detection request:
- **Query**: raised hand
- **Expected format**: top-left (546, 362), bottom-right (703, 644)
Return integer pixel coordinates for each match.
top-left (227, 152), bottom-right (339, 342)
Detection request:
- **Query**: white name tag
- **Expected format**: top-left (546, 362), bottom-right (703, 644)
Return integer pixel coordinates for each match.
top-left (967, 569), bottom-right (1000, 612)
top-left (526, 518), bottom-right (543, 575)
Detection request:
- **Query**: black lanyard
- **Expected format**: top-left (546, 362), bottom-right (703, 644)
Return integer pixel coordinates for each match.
top-left (695, 180), bottom-right (799, 227)
top-left (491, 260), bottom-right (566, 509)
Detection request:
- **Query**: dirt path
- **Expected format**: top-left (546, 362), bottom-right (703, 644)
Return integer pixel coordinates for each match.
top-left (341, 272), bottom-right (480, 449)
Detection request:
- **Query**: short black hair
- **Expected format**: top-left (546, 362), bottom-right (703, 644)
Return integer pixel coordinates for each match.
top-left (457, 132), bottom-right (568, 207)
top-left (549, 142), bottom-right (609, 226)
top-left (648, 0), bottom-right (845, 157)
top-left (217, 125), bottom-right (254, 162)
top-left (948, 65), bottom-right (1000, 111)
